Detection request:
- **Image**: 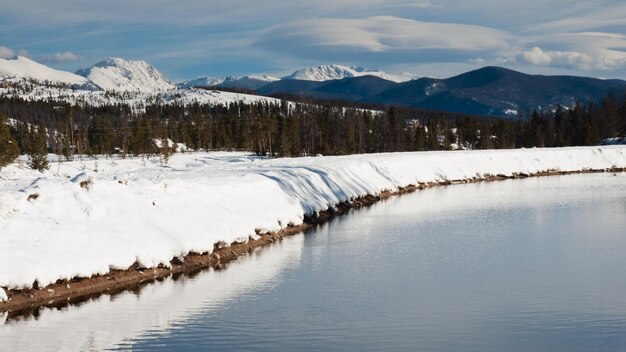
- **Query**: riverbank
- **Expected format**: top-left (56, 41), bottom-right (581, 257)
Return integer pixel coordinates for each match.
top-left (1, 147), bottom-right (626, 314)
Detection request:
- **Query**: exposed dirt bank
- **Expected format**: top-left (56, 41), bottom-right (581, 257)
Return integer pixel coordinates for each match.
top-left (1, 167), bottom-right (624, 318)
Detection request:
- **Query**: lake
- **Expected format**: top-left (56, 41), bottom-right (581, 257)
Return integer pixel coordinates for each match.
top-left (2, 173), bottom-right (626, 351)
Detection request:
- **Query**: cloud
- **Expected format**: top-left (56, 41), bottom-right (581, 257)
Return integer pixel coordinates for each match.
top-left (257, 16), bottom-right (515, 63)
top-left (40, 51), bottom-right (81, 63)
top-left (0, 46), bottom-right (14, 59)
top-left (526, 5), bottom-right (626, 33)
top-left (3, 0), bottom-right (626, 78)
top-left (399, 2), bottom-right (435, 8)
top-left (514, 33), bottom-right (626, 71)
top-left (469, 58), bottom-right (487, 65)
top-left (518, 47), bottom-right (592, 68)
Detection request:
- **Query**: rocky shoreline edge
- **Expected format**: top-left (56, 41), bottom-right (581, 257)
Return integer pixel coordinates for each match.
top-left (1, 167), bottom-right (624, 319)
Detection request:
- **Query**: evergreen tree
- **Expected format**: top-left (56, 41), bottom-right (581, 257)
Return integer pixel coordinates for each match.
top-left (414, 126), bottom-right (427, 151)
top-left (29, 124), bottom-right (49, 171)
top-left (426, 119), bottom-right (440, 150)
top-left (0, 113), bottom-right (20, 169)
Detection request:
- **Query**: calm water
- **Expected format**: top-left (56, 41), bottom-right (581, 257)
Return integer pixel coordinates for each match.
top-left (2, 174), bottom-right (626, 351)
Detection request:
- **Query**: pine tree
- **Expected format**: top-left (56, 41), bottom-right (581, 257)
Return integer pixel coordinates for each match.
top-left (414, 126), bottom-right (427, 151)
top-left (0, 114), bottom-right (20, 169)
top-left (426, 119), bottom-right (440, 150)
top-left (29, 124), bottom-right (49, 171)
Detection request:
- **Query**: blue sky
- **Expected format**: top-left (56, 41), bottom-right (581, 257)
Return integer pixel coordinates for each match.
top-left (1, 0), bottom-right (626, 82)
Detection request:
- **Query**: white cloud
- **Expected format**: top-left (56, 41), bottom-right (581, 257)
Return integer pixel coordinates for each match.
top-left (469, 58), bottom-right (487, 65)
top-left (518, 47), bottom-right (592, 68)
top-left (400, 2), bottom-right (435, 8)
top-left (3, 0), bottom-right (626, 78)
top-left (0, 46), bottom-right (14, 59)
top-left (527, 5), bottom-right (626, 33)
top-left (514, 33), bottom-right (626, 71)
top-left (258, 16), bottom-right (514, 58)
top-left (40, 52), bottom-right (81, 63)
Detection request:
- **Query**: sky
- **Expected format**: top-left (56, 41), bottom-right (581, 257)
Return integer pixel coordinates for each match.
top-left (1, 0), bottom-right (626, 82)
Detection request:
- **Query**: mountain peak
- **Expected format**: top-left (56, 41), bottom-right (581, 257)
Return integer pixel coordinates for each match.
top-left (76, 58), bottom-right (174, 92)
top-left (98, 57), bottom-right (127, 66)
top-left (444, 66), bottom-right (528, 89)
top-left (283, 64), bottom-right (364, 81)
top-left (283, 64), bottom-right (418, 83)
top-left (177, 75), bottom-right (279, 90)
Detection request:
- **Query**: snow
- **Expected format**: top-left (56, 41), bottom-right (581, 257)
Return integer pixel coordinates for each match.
top-left (425, 82), bottom-right (445, 96)
top-left (603, 137), bottom-right (626, 145)
top-left (0, 83), bottom-right (286, 111)
top-left (154, 138), bottom-right (190, 152)
top-left (177, 76), bottom-right (227, 88)
top-left (245, 75), bottom-right (280, 82)
top-left (283, 64), bottom-right (418, 82)
top-left (0, 57), bottom-right (291, 111)
top-left (0, 287), bottom-right (6, 302)
top-left (177, 75), bottom-right (280, 89)
top-left (0, 57), bottom-right (392, 111)
top-left (0, 235), bottom-right (303, 350)
top-left (0, 146), bottom-right (625, 291)
top-left (75, 57), bottom-right (175, 92)
top-left (0, 56), bottom-right (89, 86)
top-left (160, 88), bottom-right (286, 107)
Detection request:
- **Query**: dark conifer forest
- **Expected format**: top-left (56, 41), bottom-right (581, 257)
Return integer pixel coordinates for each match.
top-left (1, 90), bottom-right (625, 169)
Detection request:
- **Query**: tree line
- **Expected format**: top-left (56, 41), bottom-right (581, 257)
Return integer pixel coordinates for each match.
top-left (1, 91), bottom-right (625, 171)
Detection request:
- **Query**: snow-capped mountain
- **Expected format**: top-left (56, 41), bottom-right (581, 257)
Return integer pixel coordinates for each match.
top-left (282, 64), bottom-right (418, 83)
top-left (4, 56), bottom-right (622, 118)
top-left (0, 59), bottom-right (284, 111)
top-left (177, 76), bottom-right (225, 89)
top-left (178, 75), bottom-right (279, 90)
top-left (242, 75), bottom-right (280, 82)
top-left (0, 56), bottom-right (91, 87)
top-left (75, 58), bottom-right (175, 92)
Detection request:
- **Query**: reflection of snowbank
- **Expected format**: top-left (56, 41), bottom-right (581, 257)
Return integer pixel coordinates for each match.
top-left (371, 173), bottom-right (626, 219)
top-left (0, 146), bottom-right (625, 290)
top-left (0, 236), bottom-right (304, 352)
top-left (352, 173), bottom-right (626, 247)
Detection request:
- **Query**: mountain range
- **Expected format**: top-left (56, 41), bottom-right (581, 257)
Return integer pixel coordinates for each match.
top-left (1, 56), bottom-right (625, 117)
top-left (282, 64), bottom-right (418, 82)
top-left (258, 66), bottom-right (626, 117)
top-left (177, 75), bottom-right (279, 90)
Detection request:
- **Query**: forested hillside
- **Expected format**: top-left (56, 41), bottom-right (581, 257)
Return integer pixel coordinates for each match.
top-left (1, 91), bottom-right (625, 170)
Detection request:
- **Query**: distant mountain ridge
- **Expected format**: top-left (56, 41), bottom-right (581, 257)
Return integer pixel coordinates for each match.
top-left (258, 75), bottom-right (400, 102)
top-left (282, 64), bottom-right (418, 83)
top-left (178, 75), bottom-right (279, 90)
top-left (2, 55), bottom-right (626, 117)
top-left (369, 66), bottom-right (626, 116)
top-left (261, 66), bottom-right (626, 117)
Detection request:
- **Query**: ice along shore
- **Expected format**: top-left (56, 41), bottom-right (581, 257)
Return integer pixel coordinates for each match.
top-left (1, 146), bottom-right (625, 313)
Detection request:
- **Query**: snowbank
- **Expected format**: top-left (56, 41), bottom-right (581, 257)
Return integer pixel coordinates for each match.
top-left (1, 146), bottom-right (625, 290)
top-left (0, 236), bottom-right (304, 350)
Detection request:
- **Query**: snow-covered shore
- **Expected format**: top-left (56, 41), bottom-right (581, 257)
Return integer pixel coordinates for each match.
top-left (1, 146), bottom-right (625, 294)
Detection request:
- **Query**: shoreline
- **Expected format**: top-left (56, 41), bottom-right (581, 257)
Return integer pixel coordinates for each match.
top-left (1, 166), bottom-right (625, 317)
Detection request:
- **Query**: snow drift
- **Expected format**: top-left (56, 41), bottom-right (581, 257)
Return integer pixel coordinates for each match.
top-left (0, 146), bottom-right (625, 292)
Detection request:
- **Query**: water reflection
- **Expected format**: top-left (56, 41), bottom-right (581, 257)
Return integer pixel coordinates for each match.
top-left (0, 236), bottom-right (304, 351)
top-left (2, 174), bottom-right (626, 351)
